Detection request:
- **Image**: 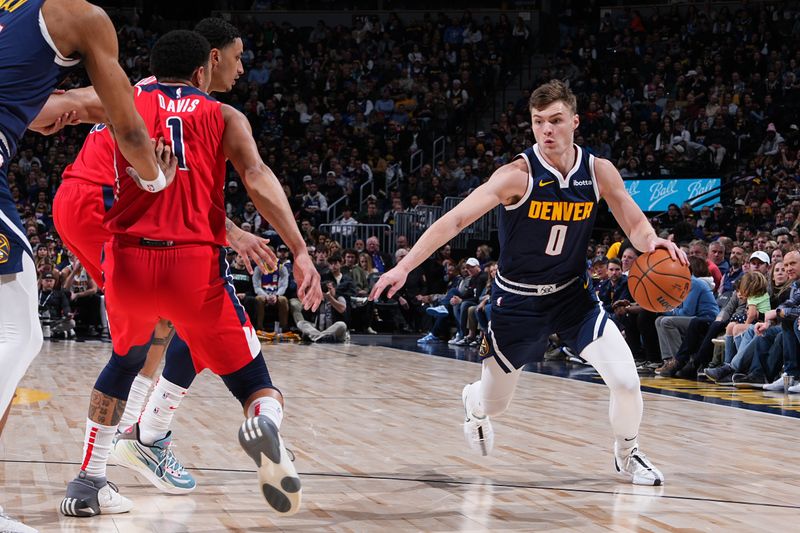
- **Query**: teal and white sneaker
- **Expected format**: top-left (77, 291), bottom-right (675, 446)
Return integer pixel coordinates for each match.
top-left (110, 424), bottom-right (196, 495)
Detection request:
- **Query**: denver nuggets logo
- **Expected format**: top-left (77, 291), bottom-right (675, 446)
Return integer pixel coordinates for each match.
top-left (479, 335), bottom-right (490, 359)
top-left (0, 233), bottom-right (10, 264)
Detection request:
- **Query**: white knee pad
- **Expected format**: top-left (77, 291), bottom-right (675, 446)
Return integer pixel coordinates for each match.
top-left (582, 326), bottom-right (640, 395)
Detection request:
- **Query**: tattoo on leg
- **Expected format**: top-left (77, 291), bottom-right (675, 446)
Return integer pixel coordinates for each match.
top-left (88, 389), bottom-right (127, 426)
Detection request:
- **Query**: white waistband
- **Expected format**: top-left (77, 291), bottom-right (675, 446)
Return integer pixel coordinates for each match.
top-left (495, 271), bottom-right (578, 296)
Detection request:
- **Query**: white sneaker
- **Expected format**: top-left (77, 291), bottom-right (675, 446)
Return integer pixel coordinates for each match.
top-left (60, 472), bottom-right (133, 517)
top-left (763, 374), bottom-right (787, 391)
top-left (461, 384), bottom-right (493, 456)
top-left (788, 381), bottom-right (800, 393)
top-left (448, 334), bottom-right (464, 345)
top-left (238, 416), bottom-right (302, 515)
top-left (614, 443), bottom-right (664, 486)
top-left (0, 505), bottom-right (37, 533)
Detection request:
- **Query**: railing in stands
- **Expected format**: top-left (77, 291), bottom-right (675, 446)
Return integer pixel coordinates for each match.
top-left (326, 195), bottom-right (348, 223)
top-left (359, 178), bottom-right (374, 211)
top-left (432, 136), bottom-right (446, 167)
top-left (393, 206), bottom-right (443, 247)
top-left (442, 196), bottom-right (498, 249)
top-left (318, 223), bottom-right (395, 254)
top-left (409, 149), bottom-right (423, 175)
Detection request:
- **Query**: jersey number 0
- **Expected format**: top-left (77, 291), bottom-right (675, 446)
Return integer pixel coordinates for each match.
top-left (545, 225), bottom-right (568, 256)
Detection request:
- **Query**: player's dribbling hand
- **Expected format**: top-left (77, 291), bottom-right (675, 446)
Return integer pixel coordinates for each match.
top-left (294, 253), bottom-right (322, 311)
top-left (369, 267), bottom-right (408, 301)
top-left (649, 237), bottom-right (688, 265)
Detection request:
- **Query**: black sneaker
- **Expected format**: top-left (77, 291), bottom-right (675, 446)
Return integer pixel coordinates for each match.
top-left (705, 363), bottom-right (734, 383)
top-left (675, 362), bottom-right (697, 379)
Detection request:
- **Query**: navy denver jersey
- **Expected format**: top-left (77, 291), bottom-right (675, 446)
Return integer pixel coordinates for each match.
top-left (496, 143), bottom-right (599, 290)
top-left (0, 0), bottom-right (79, 273)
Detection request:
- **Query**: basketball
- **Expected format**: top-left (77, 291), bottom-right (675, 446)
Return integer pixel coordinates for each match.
top-left (627, 249), bottom-right (691, 313)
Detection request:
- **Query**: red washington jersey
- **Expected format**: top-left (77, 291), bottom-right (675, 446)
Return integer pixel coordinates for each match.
top-left (62, 76), bottom-right (157, 187)
top-left (105, 83), bottom-right (227, 245)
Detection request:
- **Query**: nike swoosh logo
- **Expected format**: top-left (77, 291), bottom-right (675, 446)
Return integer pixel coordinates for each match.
top-left (539, 180), bottom-right (554, 187)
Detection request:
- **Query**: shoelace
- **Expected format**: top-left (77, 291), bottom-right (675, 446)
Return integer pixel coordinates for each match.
top-left (156, 445), bottom-right (186, 479)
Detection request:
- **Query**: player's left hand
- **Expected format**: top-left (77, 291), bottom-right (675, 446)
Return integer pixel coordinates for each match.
top-left (228, 231), bottom-right (277, 274)
top-left (294, 253), bottom-right (322, 311)
top-left (649, 237), bottom-right (687, 265)
top-left (29, 110), bottom-right (79, 136)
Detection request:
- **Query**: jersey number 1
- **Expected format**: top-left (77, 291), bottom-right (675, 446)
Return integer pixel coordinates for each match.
top-left (166, 116), bottom-right (189, 170)
top-left (545, 225), bottom-right (568, 256)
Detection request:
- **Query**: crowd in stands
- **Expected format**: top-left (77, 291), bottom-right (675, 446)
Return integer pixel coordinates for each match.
top-left (7, 3), bottom-right (800, 385)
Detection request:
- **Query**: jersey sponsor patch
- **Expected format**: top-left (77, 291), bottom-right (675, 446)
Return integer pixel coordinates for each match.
top-left (572, 179), bottom-right (593, 186)
top-left (0, 232), bottom-right (10, 264)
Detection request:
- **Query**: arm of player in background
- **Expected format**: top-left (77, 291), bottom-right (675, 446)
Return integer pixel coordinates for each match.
top-left (369, 159), bottom-right (529, 301)
top-left (594, 157), bottom-right (687, 265)
top-left (45, 0), bottom-right (167, 185)
top-left (29, 87), bottom-right (107, 133)
top-left (221, 104), bottom-right (322, 312)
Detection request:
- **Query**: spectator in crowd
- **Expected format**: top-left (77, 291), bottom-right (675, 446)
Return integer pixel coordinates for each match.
top-left (296, 278), bottom-right (349, 343)
top-left (448, 258), bottom-right (487, 346)
top-left (252, 251), bottom-right (290, 333)
top-left (62, 255), bottom-right (101, 337)
top-left (301, 176), bottom-right (328, 225)
top-left (656, 256), bottom-right (720, 377)
top-left (38, 272), bottom-right (74, 340)
top-left (366, 236), bottom-right (393, 273)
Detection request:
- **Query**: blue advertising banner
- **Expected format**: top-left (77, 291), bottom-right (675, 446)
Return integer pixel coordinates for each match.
top-left (623, 178), bottom-right (722, 212)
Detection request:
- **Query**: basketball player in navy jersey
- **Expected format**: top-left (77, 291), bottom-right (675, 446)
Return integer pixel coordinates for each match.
top-left (372, 80), bottom-right (686, 486)
top-left (0, 1), bottom-right (174, 530)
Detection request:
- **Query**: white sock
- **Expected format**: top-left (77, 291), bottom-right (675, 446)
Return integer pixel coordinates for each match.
top-left (247, 396), bottom-right (283, 429)
top-left (117, 374), bottom-right (153, 432)
top-left (80, 418), bottom-right (117, 479)
top-left (138, 377), bottom-right (187, 446)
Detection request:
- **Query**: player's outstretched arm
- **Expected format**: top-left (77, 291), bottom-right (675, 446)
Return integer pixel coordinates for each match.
top-left (42, 0), bottom-right (168, 188)
top-left (369, 159), bottom-right (529, 300)
top-left (221, 105), bottom-right (322, 311)
top-left (29, 87), bottom-right (106, 134)
top-left (595, 157), bottom-right (687, 265)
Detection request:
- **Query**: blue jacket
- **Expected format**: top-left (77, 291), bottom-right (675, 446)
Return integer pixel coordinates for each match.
top-left (665, 276), bottom-right (719, 319)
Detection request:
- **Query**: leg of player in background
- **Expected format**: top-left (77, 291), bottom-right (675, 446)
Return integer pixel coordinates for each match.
top-left (116, 319), bottom-right (175, 432)
top-left (581, 324), bottom-right (664, 486)
top-left (111, 333), bottom-right (197, 494)
top-left (461, 355), bottom-right (523, 456)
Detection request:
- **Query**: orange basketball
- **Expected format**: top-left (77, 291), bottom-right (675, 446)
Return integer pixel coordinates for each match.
top-left (627, 249), bottom-right (691, 313)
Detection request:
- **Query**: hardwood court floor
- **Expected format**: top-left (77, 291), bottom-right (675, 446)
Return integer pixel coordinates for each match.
top-left (2, 339), bottom-right (799, 532)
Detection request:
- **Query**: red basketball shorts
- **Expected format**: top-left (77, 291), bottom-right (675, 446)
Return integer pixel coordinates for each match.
top-left (102, 236), bottom-right (261, 375)
top-left (52, 180), bottom-right (114, 288)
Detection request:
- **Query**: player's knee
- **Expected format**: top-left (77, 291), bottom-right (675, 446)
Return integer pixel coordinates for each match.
top-left (221, 354), bottom-right (277, 406)
top-left (94, 349), bottom-right (148, 400)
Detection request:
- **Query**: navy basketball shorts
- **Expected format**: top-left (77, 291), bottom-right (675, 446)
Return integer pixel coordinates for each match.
top-left (479, 279), bottom-right (611, 373)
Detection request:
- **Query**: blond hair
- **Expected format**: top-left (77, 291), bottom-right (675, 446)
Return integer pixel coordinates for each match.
top-left (738, 271), bottom-right (768, 299)
top-left (529, 79), bottom-right (577, 114)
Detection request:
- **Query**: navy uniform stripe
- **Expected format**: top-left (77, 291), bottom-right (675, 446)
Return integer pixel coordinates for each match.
top-left (218, 248), bottom-right (248, 325)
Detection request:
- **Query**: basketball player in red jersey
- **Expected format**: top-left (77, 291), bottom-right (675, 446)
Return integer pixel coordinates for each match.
top-left (42, 19), bottom-right (274, 497)
top-left (59, 31), bottom-right (321, 517)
